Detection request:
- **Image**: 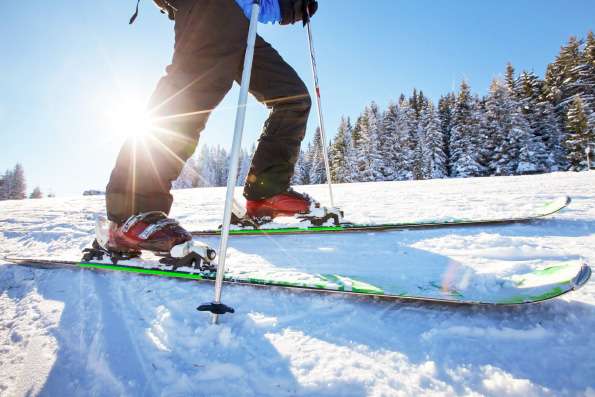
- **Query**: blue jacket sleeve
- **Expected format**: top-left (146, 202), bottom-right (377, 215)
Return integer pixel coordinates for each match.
top-left (235, 0), bottom-right (281, 24)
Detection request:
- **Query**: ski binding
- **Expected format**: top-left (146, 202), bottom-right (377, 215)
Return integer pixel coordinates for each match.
top-left (82, 239), bottom-right (217, 272)
top-left (229, 197), bottom-right (344, 229)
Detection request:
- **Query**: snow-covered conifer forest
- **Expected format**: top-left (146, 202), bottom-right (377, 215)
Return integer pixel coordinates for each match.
top-left (174, 32), bottom-right (595, 189)
top-left (0, 164), bottom-right (27, 201)
top-left (0, 164), bottom-right (47, 201)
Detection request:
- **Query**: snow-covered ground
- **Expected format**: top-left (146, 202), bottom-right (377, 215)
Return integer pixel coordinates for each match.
top-left (1, 171), bottom-right (594, 397)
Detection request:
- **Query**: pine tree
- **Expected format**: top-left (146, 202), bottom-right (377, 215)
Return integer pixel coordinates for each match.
top-left (214, 146), bottom-right (230, 187)
top-left (540, 99), bottom-right (568, 170)
top-left (350, 104), bottom-right (385, 182)
top-left (292, 149), bottom-right (310, 185)
top-left (30, 187), bottom-right (43, 199)
top-left (363, 102), bottom-right (386, 181)
top-left (418, 91), bottom-right (428, 114)
top-left (388, 97), bottom-right (417, 180)
top-left (505, 63), bottom-right (517, 93)
top-left (449, 81), bottom-right (485, 177)
top-left (543, 36), bottom-right (583, 134)
top-left (485, 80), bottom-right (512, 176)
top-left (308, 128), bottom-right (327, 184)
top-left (449, 82), bottom-right (469, 175)
top-left (409, 89), bottom-right (426, 119)
top-left (564, 96), bottom-right (594, 170)
top-left (303, 142), bottom-right (313, 184)
top-left (483, 77), bottom-right (538, 175)
top-left (514, 71), bottom-right (551, 173)
top-left (438, 93), bottom-right (456, 175)
top-left (420, 101), bottom-right (448, 178)
top-left (537, 69), bottom-right (569, 171)
top-left (409, 89), bottom-right (419, 118)
top-left (576, 31), bottom-right (595, 133)
top-left (381, 103), bottom-right (399, 181)
top-left (195, 145), bottom-right (216, 187)
top-left (329, 117), bottom-right (353, 183)
top-left (475, 100), bottom-right (493, 173)
top-left (10, 164), bottom-right (26, 200)
top-left (291, 149), bottom-right (306, 185)
top-left (238, 145), bottom-right (254, 187)
top-left (173, 155), bottom-right (199, 189)
top-left (557, 37), bottom-right (584, 105)
top-left (353, 108), bottom-right (371, 181)
top-left (349, 115), bottom-right (364, 182)
top-left (0, 171), bottom-right (9, 200)
top-left (412, 138), bottom-right (424, 180)
top-left (342, 119), bottom-right (359, 183)
top-left (400, 96), bottom-right (419, 179)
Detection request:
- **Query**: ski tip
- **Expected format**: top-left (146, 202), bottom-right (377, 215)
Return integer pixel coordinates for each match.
top-left (573, 263), bottom-right (592, 290)
top-left (550, 195), bottom-right (571, 209)
top-left (537, 195), bottom-right (572, 218)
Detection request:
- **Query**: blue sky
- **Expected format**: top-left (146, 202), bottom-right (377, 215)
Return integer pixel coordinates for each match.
top-left (1, 0), bottom-right (593, 196)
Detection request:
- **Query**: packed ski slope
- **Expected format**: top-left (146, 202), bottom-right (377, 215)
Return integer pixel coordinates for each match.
top-left (1, 171), bottom-right (594, 397)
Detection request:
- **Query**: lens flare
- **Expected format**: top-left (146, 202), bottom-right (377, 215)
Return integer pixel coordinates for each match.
top-left (107, 99), bottom-right (151, 138)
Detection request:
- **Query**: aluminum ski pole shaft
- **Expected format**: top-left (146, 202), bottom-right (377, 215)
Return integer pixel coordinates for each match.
top-left (212, 0), bottom-right (260, 325)
top-left (306, 20), bottom-right (335, 208)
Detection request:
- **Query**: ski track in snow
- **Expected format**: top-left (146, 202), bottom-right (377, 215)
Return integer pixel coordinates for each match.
top-left (1, 171), bottom-right (595, 396)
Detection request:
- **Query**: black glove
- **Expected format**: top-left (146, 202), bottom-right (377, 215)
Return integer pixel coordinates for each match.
top-left (280, 0), bottom-right (319, 26)
top-left (301, 0), bottom-right (318, 25)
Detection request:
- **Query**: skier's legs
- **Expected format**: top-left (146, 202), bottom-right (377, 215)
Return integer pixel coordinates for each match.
top-left (106, 0), bottom-right (249, 224)
top-left (241, 37), bottom-right (312, 200)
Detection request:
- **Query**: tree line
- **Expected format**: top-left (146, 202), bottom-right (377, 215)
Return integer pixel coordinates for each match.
top-left (0, 163), bottom-right (44, 200)
top-left (174, 32), bottom-right (594, 189)
top-left (294, 32), bottom-right (594, 184)
top-left (173, 144), bottom-right (255, 188)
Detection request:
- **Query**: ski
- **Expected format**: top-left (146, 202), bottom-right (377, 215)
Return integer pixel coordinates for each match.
top-left (3, 254), bottom-right (590, 305)
top-left (191, 196), bottom-right (572, 237)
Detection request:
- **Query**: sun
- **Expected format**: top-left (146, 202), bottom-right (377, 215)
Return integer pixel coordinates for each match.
top-left (107, 97), bottom-right (152, 138)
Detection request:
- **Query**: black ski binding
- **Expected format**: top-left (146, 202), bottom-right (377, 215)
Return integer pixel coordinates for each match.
top-left (159, 251), bottom-right (216, 272)
top-left (82, 240), bottom-right (140, 265)
top-left (229, 212), bottom-right (264, 229)
top-left (197, 302), bottom-right (235, 315)
top-left (297, 209), bottom-right (344, 226)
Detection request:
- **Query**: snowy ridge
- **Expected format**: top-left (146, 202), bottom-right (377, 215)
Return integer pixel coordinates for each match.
top-left (1, 171), bottom-right (595, 396)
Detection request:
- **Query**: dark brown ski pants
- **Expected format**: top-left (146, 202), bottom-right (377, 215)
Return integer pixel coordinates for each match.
top-left (106, 0), bottom-right (311, 224)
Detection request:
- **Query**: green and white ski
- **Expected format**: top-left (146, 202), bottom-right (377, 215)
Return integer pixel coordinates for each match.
top-left (191, 196), bottom-right (571, 237)
top-left (3, 254), bottom-right (590, 305)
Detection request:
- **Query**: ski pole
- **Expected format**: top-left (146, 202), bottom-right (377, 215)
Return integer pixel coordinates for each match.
top-left (306, 18), bottom-right (335, 208)
top-left (198, 0), bottom-right (261, 324)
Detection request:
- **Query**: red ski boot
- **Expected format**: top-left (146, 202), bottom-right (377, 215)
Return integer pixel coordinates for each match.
top-left (245, 189), bottom-right (343, 226)
top-left (105, 211), bottom-right (192, 255)
top-left (84, 212), bottom-right (216, 269)
top-left (246, 188), bottom-right (316, 219)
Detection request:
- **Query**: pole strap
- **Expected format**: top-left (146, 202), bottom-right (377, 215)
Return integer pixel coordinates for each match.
top-left (129, 0), bottom-right (141, 24)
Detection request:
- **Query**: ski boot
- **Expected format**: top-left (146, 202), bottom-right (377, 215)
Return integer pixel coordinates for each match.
top-left (82, 212), bottom-right (216, 271)
top-left (242, 188), bottom-right (344, 227)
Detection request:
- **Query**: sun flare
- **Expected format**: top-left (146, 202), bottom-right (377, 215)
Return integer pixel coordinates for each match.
top-left (107, 98), bottom-right (152, 138)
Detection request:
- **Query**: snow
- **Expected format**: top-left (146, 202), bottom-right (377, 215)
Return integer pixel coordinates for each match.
top-left (1, 171), bottom-right (595, 396)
